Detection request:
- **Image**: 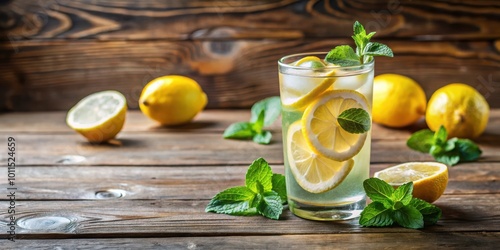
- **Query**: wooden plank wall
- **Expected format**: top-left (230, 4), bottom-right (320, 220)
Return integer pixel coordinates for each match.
top-left (0, 0), bottom-right (499, 111)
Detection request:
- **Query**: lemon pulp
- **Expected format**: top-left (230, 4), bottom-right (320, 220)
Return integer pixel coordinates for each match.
top-left (66, 90), bottom-right (127, 143)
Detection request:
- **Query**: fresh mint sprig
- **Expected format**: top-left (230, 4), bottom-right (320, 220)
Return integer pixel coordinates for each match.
top-left (205, 158), bottom-right (287, 220)
top-left (360, 178), bottom-right (442, 229)
top-left (407, 126), bottom-right (482, 166)
top-left (223, 96), bottom-right (281, 145)
top-left (337, 108), bottom-right (371, 134)
top-left (325, 21), bottom-right (393, 66)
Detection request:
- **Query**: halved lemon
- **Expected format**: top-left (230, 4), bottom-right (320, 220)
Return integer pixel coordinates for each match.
top-left (374, 162), bottom-right (449, 203)
top-left (302, 90), bottom-right (370, 161)
top-left (281, 57), bottom-right (336, 111)
top-left (66, 90), bottom-right (127, 143)
top-left (287, 121), bottom-right (354, 193)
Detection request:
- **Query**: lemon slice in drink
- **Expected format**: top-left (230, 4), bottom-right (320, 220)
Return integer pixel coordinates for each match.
top-left (302, 90), bottom-right (369, 161)
top-left (66, 90), bottom-right (127, 143)
top-left (281, 56), bottom-right (336, 111)
top-left (287, 121), bottom-right (354, 193)
top-left (374, 162), bottom-right (448, 203)
top-left (294, 56), bottom-right (326, 68)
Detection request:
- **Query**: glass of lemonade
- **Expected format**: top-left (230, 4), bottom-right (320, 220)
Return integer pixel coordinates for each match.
top-left (278, 52), bottom-right (374, 221)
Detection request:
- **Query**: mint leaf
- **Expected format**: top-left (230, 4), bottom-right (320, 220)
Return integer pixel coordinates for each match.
top-left (444, 137), bottom-right (458, 151)
top-left (391, 182), bottom-right (413, 206)
top-left (325, 45), bottom-right (360, 66)
top-left (252, 110), bottom-right (265, 133)
top-left (272, 174), bottom-right (287, 204)
top-left (245, 158), bottom-right (273, 193)
top-left (363, 42), bottom-right (394, 57)
top-left (359, 202), bottom-right (393, 227)
top-left (205, 186), bottom-right (256, 214)
top-left (429, 144), bottom-right (446, 156)
top-left (366, 31), bottom-right (376, 40)
top-left (250, 96), bottom-right (281, 127)
top-left (433, 125), bottom-right (448, 146)
top-left (361, 178), bottom-right (442, 229)
top-left (224, 96), bottom-right (281, 145)
top-left (409, 198), bottom-right (442, 225)
top-left (337, 108), bottom-right (371, 134)
top-left (257, 191), bottom-right (283, 220)
top-left (364, 178), bottom-right (394, 207)
top-left (206, 157), bottom-right (286, 220)
top-left (393, 205), bottom-right (424, 229)
top-left (408, 126), bottom-right (482, 166)
top-left (406, 129), bottom-right (435, 153)
top-left (353, 21), bottom-right (366, 36)
top-left (352, 28), bottom-right (366, 55)
top-left (433, 149), bottom-right (460, 166)
top-left (456, 138), bottom-right (482, 162)
top-left (223, 122), bottom-right (255, 139)
top-left (253, 131), bottom-right (272, 145)
top-left (328, 21), bottom-right (393, 66)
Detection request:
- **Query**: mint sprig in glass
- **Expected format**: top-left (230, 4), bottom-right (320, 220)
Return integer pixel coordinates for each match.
top-left (326, 21), bottom-right (393, 66)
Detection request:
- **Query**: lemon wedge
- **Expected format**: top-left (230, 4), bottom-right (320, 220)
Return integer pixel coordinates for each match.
top-left (66, 90), bottom-right (127, 143)
top-left (281, 57), bottom-right (336, 111)
top-left (374, 162), bottom-right (449, 203)
top-left (302, 90), bottom-right (369, 161)
top-left (287, 121), bottom-right (354, 193)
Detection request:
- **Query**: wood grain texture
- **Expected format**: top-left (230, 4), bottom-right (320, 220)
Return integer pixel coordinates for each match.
top-left (0, 163), bottom-right (497, 200)
top-left (0, 110), bottom-right (268, 133)
top-left (0, 110), bottom-right (498, 246)
top-left (2, 0), bottom-right (500, 40)
top-left (5, 233), bottom-right (500, 249)
top-left (1, 131), bottom-right (498, 166)
top-left (0, 194), bottom-right (499, 237)
top-left (1, 39), bottom-right (499, 111)
top-left (0, 110), bottom-right (498, 166)
top-left (0, 132), bottom-right (284, 166)
top-left (1, 109), bottom-right (499, 138)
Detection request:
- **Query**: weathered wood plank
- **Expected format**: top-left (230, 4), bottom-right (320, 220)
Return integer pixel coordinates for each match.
top-left (1, 110), bottom-right (499, 139)
top-left (1, 39), bottom-right (499, 111)
top-left (0, 194), bottom-right (499, 237)
top-left (0, 163), bottom-right (497, 200)
top-left (5, 232), bottom-right (500, 249)
top-left (0, 110), bottom-right (277, 133)
top-left (1, 130), bottom-right (498, 166)
top-left (2, 0), bottom-right (500, 40)
top-left (0, 132), bottom-right (284, 166)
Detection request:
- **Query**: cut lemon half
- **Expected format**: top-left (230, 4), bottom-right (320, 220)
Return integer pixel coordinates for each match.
top-left (287, 121), bottom-right (354, 193)
top-left (281, 57), bottom-right (336, 111)
top-left (374, 162), bottom-right (449, 203)
top-left (302, 90), bottom-right (370, 161)
top-left (66, 90), bottom-right (127, 143)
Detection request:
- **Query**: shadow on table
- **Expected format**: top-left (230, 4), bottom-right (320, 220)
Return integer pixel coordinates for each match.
top-left (149, 121), bottom-right (219, 131)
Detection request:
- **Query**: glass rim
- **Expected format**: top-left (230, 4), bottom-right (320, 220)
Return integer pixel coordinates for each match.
top-left (278, 52), bottom-right (374, 70)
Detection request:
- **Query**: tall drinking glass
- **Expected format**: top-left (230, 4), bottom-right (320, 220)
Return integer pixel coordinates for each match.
top-left (278, 52), bottom-right (374, 221)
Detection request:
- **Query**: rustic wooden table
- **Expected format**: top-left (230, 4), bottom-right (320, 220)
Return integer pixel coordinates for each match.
top-left (1, 109), bottom-right (499, 249)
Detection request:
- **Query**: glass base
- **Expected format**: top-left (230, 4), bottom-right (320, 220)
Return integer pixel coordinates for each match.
top-left (289, 196), bottom-right (366, 221)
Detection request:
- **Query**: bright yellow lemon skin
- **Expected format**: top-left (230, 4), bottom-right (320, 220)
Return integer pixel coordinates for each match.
top-left (139, 75), bottom-right (208, 126)
top-left (373, 74), bottom-right (427, 127)
top-left (426, 83), bottom-right (489, 139)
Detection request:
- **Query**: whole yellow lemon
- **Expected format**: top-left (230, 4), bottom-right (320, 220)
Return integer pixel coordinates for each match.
top-left (139, 75), bottom-right (208, 126)
top-left (373, 74), bottom-right (427, 127)
top-left (426, 83), bottom-right (489, 139)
